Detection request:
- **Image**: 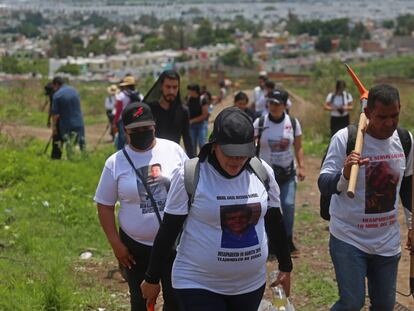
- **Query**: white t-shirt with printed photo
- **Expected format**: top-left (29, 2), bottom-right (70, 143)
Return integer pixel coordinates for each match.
top-left (321, 128), bottom-right (413, 256)
top-left (253, 114), bottom-right (302, 169)
top-left (165, 159), bottom-right (281, 295)
top-left (94, 139), bottom-right (188, 246)
top-left (326, 91), bottom-right (353, 117)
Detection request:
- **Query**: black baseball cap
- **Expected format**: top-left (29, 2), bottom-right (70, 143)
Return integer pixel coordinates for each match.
top-left (208, 107), bottom-right (255, 157)
top-left (122, 102), bottom-right (155, 129)
top-left (267, 89), bottom-right (288, 105)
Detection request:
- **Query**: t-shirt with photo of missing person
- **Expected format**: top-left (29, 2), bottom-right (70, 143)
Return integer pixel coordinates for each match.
top-left (164, 159), bottom-right (281, 295)
top-left (320, 127), bottom-right (413, 256)
top-left (94, 139), bottom-right (188, 246)
top-left (253, 113), bottom-right (302, 169)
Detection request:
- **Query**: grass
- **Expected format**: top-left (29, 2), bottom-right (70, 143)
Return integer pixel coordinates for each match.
top-left (0, 135), bottom-right (124, 310)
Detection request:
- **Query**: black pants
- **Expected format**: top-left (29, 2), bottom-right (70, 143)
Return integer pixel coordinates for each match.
top-left (175, 284), bottom-right (265, 311)
top-left (330, 115), bottom-right (349, 137)
top-left (106, 109), bottom-right (115, 140)
top-left (119, 229), bottom-right (179, 311)
top-left (51, 120), bottom-right (62, 159)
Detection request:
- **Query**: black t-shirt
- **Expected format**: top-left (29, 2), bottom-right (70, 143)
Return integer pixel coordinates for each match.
top-left (149, 101), bottom-right (194, 157)
top-left (187, 97), bottom-right (206, 119)
top-left (243, 108), bottom-right (256, 123)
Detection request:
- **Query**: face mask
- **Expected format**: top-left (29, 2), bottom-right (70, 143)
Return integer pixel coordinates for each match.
top-left (129, 129), bottom-right (154, 150)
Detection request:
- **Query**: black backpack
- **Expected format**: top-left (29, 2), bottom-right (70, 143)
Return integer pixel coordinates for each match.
top-left (127, 90), bottom-right (142, 103)
top-left (319, 125), bottom-right (412, 221)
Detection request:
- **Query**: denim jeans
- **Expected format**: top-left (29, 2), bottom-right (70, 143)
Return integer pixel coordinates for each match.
top-left (189, 121), bottom-right (207, 155)
top-left (116, 119), bottom-right (126, 150)
top-left (278, 174), bottom-right (296, 237)
top-left (329, 234), bottom-right (400, 311)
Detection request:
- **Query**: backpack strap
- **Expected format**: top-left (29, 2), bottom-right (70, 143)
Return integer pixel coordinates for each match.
top-left (346, 124), bottom-right (357, 156)
top-left (184, 157), bottom-right (200, 209)
top-left (248, 157), bottom-right (270, 192)
top-left (397, 127), bottom-right (412, 160)
top-left (288, 114), bottom-right (297, 137)
top-left (122, 148), bottom-right (162, 225)
top-left (256, 115), bottom-right (265, 156)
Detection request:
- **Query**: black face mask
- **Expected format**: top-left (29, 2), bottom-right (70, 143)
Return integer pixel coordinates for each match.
top-left (129, 129), bottom-right (154, 150)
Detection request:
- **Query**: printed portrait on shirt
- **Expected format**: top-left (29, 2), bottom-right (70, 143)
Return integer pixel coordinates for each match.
top-left (137, 163), bottom-right (171, 214)
top-left (365, 160), bottom-right (399, 214)
top-left (268, 138), bottom-right (290, 153)
top-left (220, 203), bottom-right (261, 249)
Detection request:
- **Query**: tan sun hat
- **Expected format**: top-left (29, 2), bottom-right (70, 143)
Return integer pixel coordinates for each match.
top-left (119, 76), bottom-right (136, 87)
top-left (107, 84), bottom-right (119, 95)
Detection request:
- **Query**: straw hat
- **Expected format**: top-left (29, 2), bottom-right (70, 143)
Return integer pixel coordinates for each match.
top-left (107, 84), bottom-right (119, 95)
top-left (119, 76), bottom-right (136, 87)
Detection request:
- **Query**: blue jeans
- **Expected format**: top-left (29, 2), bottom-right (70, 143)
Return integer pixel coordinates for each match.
top-left (189, 121), bottom-right (207, 155)
top-left (329, 235), bottom-right (400, 311)
top-left (116, 119), bottom-right (126, 150)
top-left (278, 175), bottom-right (296, 237)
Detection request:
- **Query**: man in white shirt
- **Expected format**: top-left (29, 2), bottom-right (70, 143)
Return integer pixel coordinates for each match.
top-left (252, 74), bottom-right (268, 118)
top-left (319, 84), bottom-right (413, 311)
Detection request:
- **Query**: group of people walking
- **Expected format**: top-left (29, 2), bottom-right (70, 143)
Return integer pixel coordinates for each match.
top-left (46, 69), bottom-right (412, 310)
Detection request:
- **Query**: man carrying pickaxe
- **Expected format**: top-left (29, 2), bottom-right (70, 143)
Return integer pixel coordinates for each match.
top-left (318, 64), bottom-right (413, 310)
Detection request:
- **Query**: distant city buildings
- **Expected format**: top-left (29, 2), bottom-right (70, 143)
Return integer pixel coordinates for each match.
top-left (1, 0), bottom-right (414, 80)
top-left (48, 44), bottom-right (235, 79)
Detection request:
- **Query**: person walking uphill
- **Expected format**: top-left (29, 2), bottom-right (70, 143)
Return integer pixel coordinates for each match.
top-left (50, 77), bottom-right (85, 159)
top-left (94, 102), bottom-right (185, 311)
top-left (254, 90), bottom-right (305, 257)
top-left (141, 107), bottom-right (293, 311)
top-left (186, 83), bottom-right (209, 155)
top-left (318, 84), bottom-right (413, 311)
top-left (144, 70), bottom-right (194, 158)
top-left (113, 75), bottom-right (143, 150)
top-left (324, 80), bottom-right (353, 137)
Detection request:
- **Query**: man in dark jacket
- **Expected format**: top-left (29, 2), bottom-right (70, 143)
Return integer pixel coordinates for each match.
top-left (144, 70), bottom-right (194, 157)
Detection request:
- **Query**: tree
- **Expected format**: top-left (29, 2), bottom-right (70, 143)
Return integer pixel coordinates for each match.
top-left (0, 56), bottom-right (23, 74)
top-left (57, 63), bottom-right (81, 76)
top-left (16, 22), bottom-right (40, 38)
top-left (87, 37), bottom-right (116, 56)
top-left (81, 13), bottom-right (114, 29)
top-left (194, 19), bottom-right (214, 47)
top-left (163, 21), bottom-right (180, 50)
top-left (50, 34), bottom-right (85, 58)
top-left (382, 20), bottom-right (395, 29)
top-left (120, 24), bottom-right (133, 36)
top-left (315, 36), bottom-right (333, 53)
top-left (395, 14), bottom-right (414, 35)
top-left (139, 14), bottom-right (159, 29)
top-left (220, 48), bottom-right (254, 68)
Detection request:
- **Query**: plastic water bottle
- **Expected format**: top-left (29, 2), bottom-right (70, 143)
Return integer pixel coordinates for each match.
top-left (271, 285), bottom-right (288, 310)
top-left (268, 270), bottom-right (288, 311)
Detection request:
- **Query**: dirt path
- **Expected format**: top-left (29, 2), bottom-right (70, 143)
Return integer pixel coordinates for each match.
top-left (0, 122), bottom-right (111, 146)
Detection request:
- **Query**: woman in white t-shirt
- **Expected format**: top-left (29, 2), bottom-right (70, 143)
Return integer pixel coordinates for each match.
top-left (141, 107), bottom-right (293, 311)
top-left (254, 89), bottom-right (305, 257)
top-left (324, 80), bottom-right (354, 137)
top-left (94, 102), bottom-right (186, 311)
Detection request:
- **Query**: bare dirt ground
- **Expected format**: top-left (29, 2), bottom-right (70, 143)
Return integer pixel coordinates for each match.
top-left (0, 122), bottom-right (110, 146)
top-left (1, 91), bottom-right (412, 310)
